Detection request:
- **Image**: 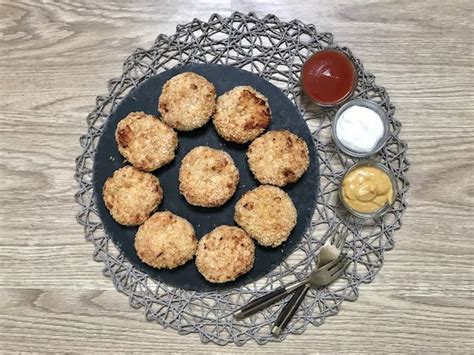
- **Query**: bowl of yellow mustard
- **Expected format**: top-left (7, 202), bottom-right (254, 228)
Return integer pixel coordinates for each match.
top-left (339, 161), bottom-right (397, 218)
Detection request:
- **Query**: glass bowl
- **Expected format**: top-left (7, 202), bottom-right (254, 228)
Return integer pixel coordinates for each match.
top-left (332, 99), bottom-right (390, 157)
top-left (339, 161), bottom-right (398, 219)
top-left (301, 48), bottom-right (358, 107)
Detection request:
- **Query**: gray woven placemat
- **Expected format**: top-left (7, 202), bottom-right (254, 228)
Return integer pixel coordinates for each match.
top-left (75, 12), bottom-right (409, 346)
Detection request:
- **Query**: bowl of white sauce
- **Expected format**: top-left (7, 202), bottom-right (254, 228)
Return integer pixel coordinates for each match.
top-left (332, 99), bottom-right (390, 157)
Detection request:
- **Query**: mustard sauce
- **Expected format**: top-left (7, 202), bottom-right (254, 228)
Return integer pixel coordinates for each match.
top-left (341, 165), bottom-right (394, 214)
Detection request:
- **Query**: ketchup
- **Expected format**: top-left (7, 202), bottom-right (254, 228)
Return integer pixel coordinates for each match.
top-left (301, 49), bottom-right (357, 106)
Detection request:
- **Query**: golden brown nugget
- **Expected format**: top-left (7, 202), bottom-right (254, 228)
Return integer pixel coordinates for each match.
top-left (103, 166), bottom-right (163, 226)
top-left (179, 146), bottom-right (239, 207)
top-left (247, 130), bottom-right (309, 186)
top-left (158, 72), bottom-right (216, 131)
top-left (134, 211), bottom-right (197, 269)
top-left (115, 111), bottom-right (178, 172)
top-left (195, 225), bottom-right (255, 283)
top-left (213, 86), bottom-right (271, 143)
top-left (234, 185), bottom-right (297, 247)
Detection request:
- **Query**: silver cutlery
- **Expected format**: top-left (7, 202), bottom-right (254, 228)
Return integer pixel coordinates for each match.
top-left (234, 223), bottom-right (349, 321)
top-left (271, 248), bottom-right (350, 336)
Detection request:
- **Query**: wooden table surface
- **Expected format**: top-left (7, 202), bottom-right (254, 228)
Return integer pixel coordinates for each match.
top-left (1, 0), bottom-right (473, 353)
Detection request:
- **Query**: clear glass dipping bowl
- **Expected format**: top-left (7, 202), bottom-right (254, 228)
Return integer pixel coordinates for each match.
top-left (339, 161), bottom-right (398, 219)
top-left (332, 99), bottom-right (390, 157)
top-left (301, 48), bottom-right (358, 107)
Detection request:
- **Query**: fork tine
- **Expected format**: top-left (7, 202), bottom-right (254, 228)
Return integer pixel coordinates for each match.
top-left (328, 266), bottom-right (346, 283)
top-left (330, 259), bottom-right (351, 277)
top-left (332, 223), bottom-right (348, 249)
top-left (325, 254), bottom-right (346, 271)
top-left (318, 253), bottom-right (344, 272)
top-left (328, 221), bottom-right (341, 245)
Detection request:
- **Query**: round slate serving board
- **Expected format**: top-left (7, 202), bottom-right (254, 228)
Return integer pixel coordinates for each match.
top-left (92, 64), bottom-right (319, 291)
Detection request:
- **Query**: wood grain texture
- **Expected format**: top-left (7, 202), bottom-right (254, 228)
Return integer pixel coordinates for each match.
top-left (1, 0), bottom-right (473, 353)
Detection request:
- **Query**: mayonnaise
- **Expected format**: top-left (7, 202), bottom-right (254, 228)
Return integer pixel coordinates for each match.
top-left (335, 105), bottom-right (384, 154)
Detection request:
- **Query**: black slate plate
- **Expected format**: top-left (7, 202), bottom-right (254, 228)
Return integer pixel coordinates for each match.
top-left (93, 64), bottom-right (319, 292)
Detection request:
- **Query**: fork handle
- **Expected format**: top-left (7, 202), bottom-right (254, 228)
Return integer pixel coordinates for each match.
top-left (271, 284), bottom-right (310, 337)
top-left (234, 280), bottom-right (306, 320)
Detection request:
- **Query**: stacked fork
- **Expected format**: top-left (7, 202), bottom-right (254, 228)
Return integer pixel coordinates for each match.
top-left (234, 222), bottom-right (351, 337)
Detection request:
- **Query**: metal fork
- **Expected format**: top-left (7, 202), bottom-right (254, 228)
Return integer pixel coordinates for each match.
top-left (271, 251), bottom-right (351, 336)
top-left (234, 223), bottom-right (349, 321)
top-left (271, 226), bottom-right (351, 337)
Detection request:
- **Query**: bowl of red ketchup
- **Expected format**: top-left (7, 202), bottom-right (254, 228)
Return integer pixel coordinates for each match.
top-left (301, 49), bottom-right (358, 107)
